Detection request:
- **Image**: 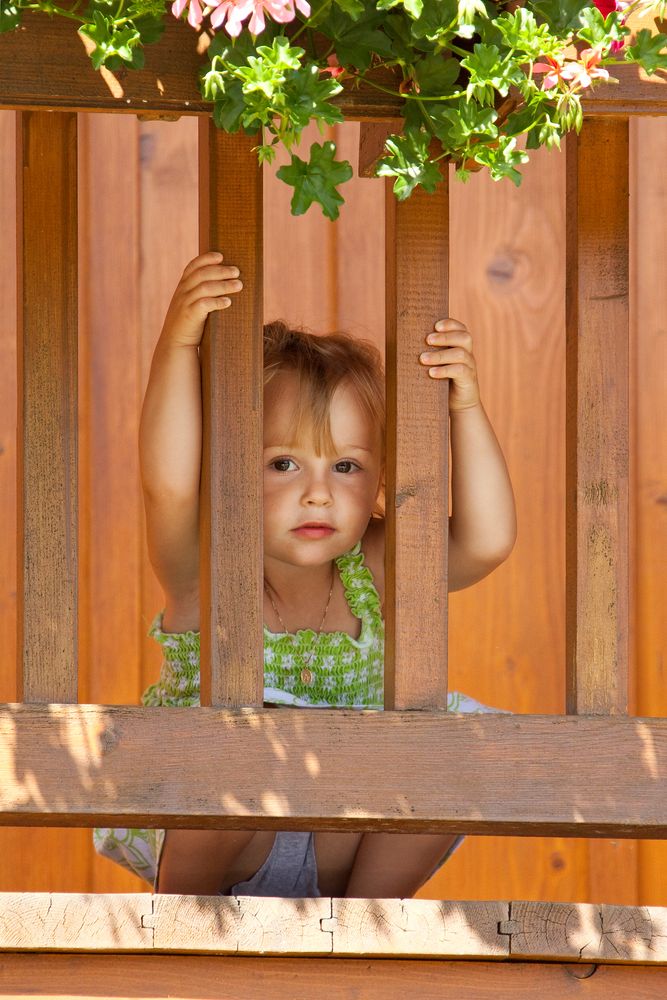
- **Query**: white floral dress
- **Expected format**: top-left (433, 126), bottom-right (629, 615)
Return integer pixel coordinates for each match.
top-left (93, 542), bottom-right (502, 887)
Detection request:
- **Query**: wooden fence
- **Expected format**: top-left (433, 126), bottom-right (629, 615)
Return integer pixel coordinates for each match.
top-left (0, 16), bottom-right (666, 994)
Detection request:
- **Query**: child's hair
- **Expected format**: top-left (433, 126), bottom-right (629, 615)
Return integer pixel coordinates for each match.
top-left (263, 321), bottom-right (385, 459)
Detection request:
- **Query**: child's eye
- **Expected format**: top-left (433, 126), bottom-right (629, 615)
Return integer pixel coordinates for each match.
top-left (334, 460), bottom-right (359, 474)
top-left (270, 458), bottom-right (297, 473)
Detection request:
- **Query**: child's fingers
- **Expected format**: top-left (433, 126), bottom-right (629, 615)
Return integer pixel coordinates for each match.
top-left (434, 317), bottom-right (468, 334)
top-left (419, 346), bottom-right (474, 369)
top-left (181, 263), bottom-right (241, 292)
top-left (180, 251), bottom-right (224, 280)
top-left (426, 363), bottom-right (473, 381)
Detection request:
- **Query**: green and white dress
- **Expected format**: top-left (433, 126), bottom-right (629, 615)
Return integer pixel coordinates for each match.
top-left (93, 542), bottom-right (501, 887)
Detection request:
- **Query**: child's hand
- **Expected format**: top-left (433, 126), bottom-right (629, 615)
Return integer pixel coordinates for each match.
top-left (160, 251), bottom-right (243, 348)
top-left (419, 318), bottom-right (480, 412)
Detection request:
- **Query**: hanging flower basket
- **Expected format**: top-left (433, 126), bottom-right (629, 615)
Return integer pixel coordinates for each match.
top-left (2, 0), bottom-right (667, 217)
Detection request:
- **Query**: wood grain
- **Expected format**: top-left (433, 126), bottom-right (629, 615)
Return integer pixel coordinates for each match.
top-left (1, 954), bottom-right (667, 998)
top-left (632, 118), bottom-right (667, 907)
top-left (565, 119), bottom-right (630, 715)
top-left (0, 112), bottom-right (17, 706)
top-left (2, 894), bottom-right (667, 963)
top-left (0, 706), bottom-right (666, 836)
top-left (384, 179), bottom-right (450, 710)
top-left (16, 111), bottom-right (78, 704)
top-left (507, 900), bottom-right (667, 963)
top-left (198, 123), bottom-right (263, 708)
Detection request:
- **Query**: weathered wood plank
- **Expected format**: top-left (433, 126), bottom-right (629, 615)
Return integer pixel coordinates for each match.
top-left (198, 124), bottom-right (263, 708)
top-left (2, 894), bottom-right (667, 964)
top-left (151, 894), bottom-right (331, 954)
top-left (0, 893), bottom-right (153, 950)
top-left (0, 14), bottom-right (399, 119)
top-left (1, 953), bottom-right (667, 997)
top-left (1, 17), bottom-right (666, 119)
top-left (0, 706), bottom-right (665, 836)
top-left (384, 179), bottom-right (449, 710)
top-left (565, 119), bottom-right (630, 715)
top-left (327, 898), bottom-right (508, 957)
top-left (16, 111), bottom-right (78, 704)
top-left (506, 901), bottom-right (667, 963)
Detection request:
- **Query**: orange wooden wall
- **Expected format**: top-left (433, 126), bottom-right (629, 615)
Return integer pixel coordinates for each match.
top-left (0, 111), bottom-right (665, 903)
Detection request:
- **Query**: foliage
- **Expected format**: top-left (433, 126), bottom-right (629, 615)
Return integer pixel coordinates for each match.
top-left (4, 0), bottom-right (667, 216)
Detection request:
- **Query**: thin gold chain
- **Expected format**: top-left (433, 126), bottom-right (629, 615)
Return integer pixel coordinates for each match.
top-left (263, 561), bottom-right (335, 635)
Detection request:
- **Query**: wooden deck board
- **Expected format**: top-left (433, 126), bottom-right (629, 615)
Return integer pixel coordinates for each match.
top-left (0, 894), bottom-right (666, 964)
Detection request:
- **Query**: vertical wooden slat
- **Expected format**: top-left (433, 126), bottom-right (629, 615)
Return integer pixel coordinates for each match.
top-left (565, 119), bottom-right (630, 715)
top-left (384, 179), bottom-right (449, 710)
top-left (16, 111), bottom-right (78, 704)
top-left (197, 122), bottom-right (263, 708)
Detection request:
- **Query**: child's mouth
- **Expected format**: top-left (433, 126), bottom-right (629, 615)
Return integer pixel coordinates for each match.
top-left (292, 523), bottom-right (335, 539)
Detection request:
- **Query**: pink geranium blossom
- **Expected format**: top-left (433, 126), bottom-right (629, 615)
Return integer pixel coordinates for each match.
top-left (534, 48), bottom-right (609, 91)
top-left (532, 55), bottom-right (568, 90)
top-left (560, 48), bottom-right (610, 89)
top-left (172, 0), bottom-right (310, 36)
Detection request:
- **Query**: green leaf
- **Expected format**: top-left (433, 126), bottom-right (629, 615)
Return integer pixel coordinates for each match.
top-left (530, 0), bottom-right (589, 35)
top-left (332, 0), bottom-right (365, 18)
top-left (0, 0), bottom-right (20, 32)
top-left (414, 53), bottom-right (460, 94)
top-left (79, 11), bottom-right (142, 69)
top-left (276, 141), bottom-right (353, 220)
top-left (376, 0), bottom-right (423, 17)
top-left (461, 42), bottom-right (522, 100)
top-left (318, 7), bottom-right (395, 70)
top-left (576, 6), bottom-right (626, 51)
top-left (626, 29), bottom-right (667, 76)
top-left (376, 128), bottom-right (442, 199)
top-left (410, 0), bottom-right (458, 41)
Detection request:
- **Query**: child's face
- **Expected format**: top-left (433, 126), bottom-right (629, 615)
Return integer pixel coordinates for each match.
top-left (263, 372), bottom-right (382, 569)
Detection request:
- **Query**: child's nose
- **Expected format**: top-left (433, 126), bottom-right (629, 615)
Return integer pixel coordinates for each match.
top-left (303, 472), bottom-right (333, 505)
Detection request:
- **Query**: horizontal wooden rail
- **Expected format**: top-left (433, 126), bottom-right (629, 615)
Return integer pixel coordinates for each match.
top-left (0, 705), bottom-right (665, 836)
top-left (2, 15), bottom-right (667, 118)
top-left (3, 955), bottom-right (667, 1000)
top-left (1, 894), bottom-right (667, 964)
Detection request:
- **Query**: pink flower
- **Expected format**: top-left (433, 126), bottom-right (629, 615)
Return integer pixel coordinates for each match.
top-left (172, 0), bottom-right (310, 35)
top-left (172, 0), bottom-right (204, 28)
top-left (532, 55), bottom-right (568, 90)
top-left (560, 48), bottom-right (610, 89)
top-left (320, 53), bottom-right (345, 79)
top-left (534, 48), bottom-right (609, 92)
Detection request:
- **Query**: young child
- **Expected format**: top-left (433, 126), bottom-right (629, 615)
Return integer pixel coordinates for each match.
top-left (94, 251), bottom-right (516, 898)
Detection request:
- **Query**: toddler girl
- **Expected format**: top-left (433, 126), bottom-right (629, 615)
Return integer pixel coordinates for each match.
top-left (94, 251), bottom-right (516, 898)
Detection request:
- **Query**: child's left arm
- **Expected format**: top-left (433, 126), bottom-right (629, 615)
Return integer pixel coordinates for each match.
top-left (419, 318), bottom-right (517, 591)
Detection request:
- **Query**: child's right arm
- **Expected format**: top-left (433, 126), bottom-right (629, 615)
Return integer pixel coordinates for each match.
top-left (139, 252), bottom-right (243, 632)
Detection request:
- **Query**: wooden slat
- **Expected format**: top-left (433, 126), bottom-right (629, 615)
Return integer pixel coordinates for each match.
top-left (0, 706), bottom-right (665, 835)
top-left (506, 900), bottom-right (667, 963)
top-left (16, 111), bottom-right (78, 704)
top-left (384, 179), bottom-right (449, 709)
top-left (2, 894), bottom-right (667, 963)
top-left (565, 119), bottom-right (630, 715)
top-left (2, 18), bottom-right (667, 119)
top-left (1, 954), bottom-right (667, 998)
top-left (197, 123), bottom-right (263, 708)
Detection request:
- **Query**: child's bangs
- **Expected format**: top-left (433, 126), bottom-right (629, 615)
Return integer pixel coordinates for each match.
top-left (263, 321), bottom-right (385, 457)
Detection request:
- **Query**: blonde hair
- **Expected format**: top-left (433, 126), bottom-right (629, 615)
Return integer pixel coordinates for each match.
top-left (263, 321), bottom-right (385, 458)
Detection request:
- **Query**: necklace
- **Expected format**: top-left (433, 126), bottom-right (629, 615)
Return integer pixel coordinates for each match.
top-left (263, 561), bottom-right (335, 636)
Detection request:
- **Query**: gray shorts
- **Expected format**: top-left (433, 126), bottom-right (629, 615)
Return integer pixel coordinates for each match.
top-left (224, 831), bottom-right (464, 897)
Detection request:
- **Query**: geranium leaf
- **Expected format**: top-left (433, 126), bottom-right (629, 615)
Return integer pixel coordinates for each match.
top-left (626, 29), bottom-right (667, 75)
top-left (276, 141), bottom-right (353, 220)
